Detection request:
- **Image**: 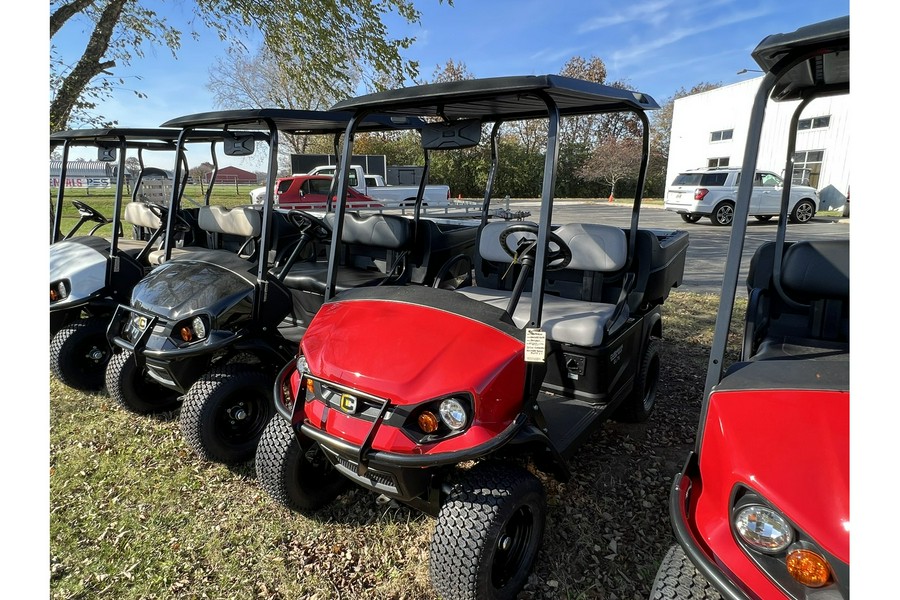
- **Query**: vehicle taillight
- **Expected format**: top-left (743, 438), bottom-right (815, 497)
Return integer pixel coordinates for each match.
top-left (695, 188), bottom-right (709, 200)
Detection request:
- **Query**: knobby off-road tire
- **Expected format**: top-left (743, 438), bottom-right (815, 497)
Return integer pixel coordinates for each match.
top-left (50, 317), bottom-right (112, 392)
top-left (255, 416), bottom-right (349, 512)
top-left (179, 364), bottom-right (274, 464)
top-left (430, 461), bottom-right (546, 600)
top-left (50, 310), bottom-right (77, 340)
top-left (105, 349), bottom-right (181, 414)
top-left (613, 338), bottom-right (661, 423)
top-left (650, 544), bottom-right (722, 600)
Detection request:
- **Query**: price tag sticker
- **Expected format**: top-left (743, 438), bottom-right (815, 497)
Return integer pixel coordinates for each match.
top-left (524, 328), bottom-right (547, 363)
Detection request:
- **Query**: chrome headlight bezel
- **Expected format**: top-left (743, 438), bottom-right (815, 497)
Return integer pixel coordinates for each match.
top-left (732, 503), bottom-right (794, 554)
top-left (171, 314), bottom-right (210, 345)
top-left (50, 280), bottom-right (69, 303)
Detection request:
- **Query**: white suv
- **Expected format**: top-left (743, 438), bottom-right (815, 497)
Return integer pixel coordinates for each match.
top-left (664, 167), bottom-right (819, 225)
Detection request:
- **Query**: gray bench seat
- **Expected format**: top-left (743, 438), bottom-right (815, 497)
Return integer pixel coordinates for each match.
top-left (457, 287), bottom-right (620, 346)
top-left (457, 221), bottom-right (629, 347)
top-left (148, 205), bottom-right (262, 265)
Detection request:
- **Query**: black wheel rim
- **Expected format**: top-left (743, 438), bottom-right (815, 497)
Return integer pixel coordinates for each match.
top-left (71, 334), bottom-right (110, 381)
top-left (491, 505), bottom-right (535, 589)
top-left (217, 392), bottom-right (269, 445)
top-left (642, 354), bottom-right (661, 412)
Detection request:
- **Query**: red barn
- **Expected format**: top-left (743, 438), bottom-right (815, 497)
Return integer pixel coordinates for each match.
top-left (204, 166), bottom-right (258, 184)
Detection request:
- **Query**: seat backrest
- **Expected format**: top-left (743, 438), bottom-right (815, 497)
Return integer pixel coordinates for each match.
top-left (323, 212), bottom-right (412, 249)
top-left (781, 240), bottom-right (849, 302)
top-left (780, 239), bottom-right (849, 342)
top-left (553, 223), bottom-right (627, 272)
top-left (745, 239), bottom-right (849, 355)
top-left (198, 205), bottom-right (262, 237)
top-left (475, 221), bottom-right (628, 302)
top-left (123, 202), bottom-right (163, 229)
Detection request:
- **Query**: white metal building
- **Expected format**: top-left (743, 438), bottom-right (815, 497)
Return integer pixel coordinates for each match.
top-left (666, 76), bottom-right (850, 211)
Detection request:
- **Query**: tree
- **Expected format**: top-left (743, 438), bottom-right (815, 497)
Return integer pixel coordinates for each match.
top-left (49, 0), bottom-right (452, 132)
top-left (579, 136), bottom-right (644, 200)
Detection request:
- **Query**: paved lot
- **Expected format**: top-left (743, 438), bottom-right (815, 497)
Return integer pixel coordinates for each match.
top-left (505, 200), bottom-right (850, 295)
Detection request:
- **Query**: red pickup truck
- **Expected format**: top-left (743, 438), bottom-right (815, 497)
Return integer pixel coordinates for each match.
top-left (273, 174), bottom-right (383, 209)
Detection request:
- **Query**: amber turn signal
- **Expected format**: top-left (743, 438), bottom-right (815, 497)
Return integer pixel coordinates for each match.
top-left (179, 326), bottom-right (193, 342)
top-left (50, 288), bottom-right (59, 301)
top-left (417, 411), bottom-right (439, 434)
top-left (786, 549), bottom-right (831, 588)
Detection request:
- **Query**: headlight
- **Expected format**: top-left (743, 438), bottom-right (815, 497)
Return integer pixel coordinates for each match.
top-left (174, 316), bottom-right (209, 343)
top-left (50, 280), bottom-right (68, 302)
top-left (439, 398), bottom-right (468, 430)
top-left (405, 395), bottom-right (473, 441)
top-left (191, 317), bottom-right (206, 339)
top-left (733, 504), bottom-right (794, 553)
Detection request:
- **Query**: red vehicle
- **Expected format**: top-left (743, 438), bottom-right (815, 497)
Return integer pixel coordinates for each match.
top-left (650, 16), bottom-right (849, 600)
top-left (274, 174), bottom-right (383, 209)
top-left (256, 75), bottom-right (689, 600)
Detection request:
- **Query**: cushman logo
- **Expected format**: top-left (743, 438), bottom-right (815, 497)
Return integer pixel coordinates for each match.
top-left (610, 345), bottom-right (623, 364)
top-left (339, 394), bottom-right (357, 413)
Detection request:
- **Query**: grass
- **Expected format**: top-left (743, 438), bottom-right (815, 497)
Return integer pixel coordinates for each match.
top-left (49, 289), bottom-right (747, 600)
top-left (51, 186), bottom-right (257, 238)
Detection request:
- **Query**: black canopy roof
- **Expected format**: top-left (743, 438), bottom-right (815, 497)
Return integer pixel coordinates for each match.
top-left (50, 128), bottom-right (182, 150)
top-left (159, 108), bottom-right (425, 134)
top-left (330, 74), bottom-right (658, 120)
top-left (751, 15), bottom-right (849, 101)
top-left (49, 127), bottom-right (239, 150)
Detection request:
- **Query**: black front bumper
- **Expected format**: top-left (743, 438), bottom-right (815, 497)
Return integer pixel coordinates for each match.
top-left (107, 303), bottom-right (240, 393)
top-left (299, 414), bottom-right (527, 501)
top-left (669, 452), bottom-right (751, 600)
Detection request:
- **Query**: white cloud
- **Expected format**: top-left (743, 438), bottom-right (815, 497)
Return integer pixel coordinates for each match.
top-left (611, 6), bottom-right (772, 67)
top-left (577, 0), bottom-right (678, 33)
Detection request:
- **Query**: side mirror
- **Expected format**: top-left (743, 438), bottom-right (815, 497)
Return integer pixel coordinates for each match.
top-left (421, 119), bottom-right (482, 149)
top-left (98, 146), bottom-right (116, 162)
top-left (224, 134), bottom-right (255, 156)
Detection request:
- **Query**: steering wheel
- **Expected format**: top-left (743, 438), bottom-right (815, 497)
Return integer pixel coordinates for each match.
top-left (498, 223), bottom-right (572, 271)
top-left (287, 210), bottom-right (332, 241)
top-left (71, 200), bottom-right (108, 223)
top-left (143, 201), bottom-right (169, 221)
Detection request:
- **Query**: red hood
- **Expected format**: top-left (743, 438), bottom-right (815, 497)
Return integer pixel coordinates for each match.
top-left (301, 297), bottom-right (525, 413)
top-left (698, 388), bottom-right (849, 562)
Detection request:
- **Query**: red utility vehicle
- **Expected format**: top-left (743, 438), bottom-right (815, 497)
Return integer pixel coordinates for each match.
top-left (256, 75), bottom-right (689, 600)
top-left (650, 16), bottom-right (849, 600)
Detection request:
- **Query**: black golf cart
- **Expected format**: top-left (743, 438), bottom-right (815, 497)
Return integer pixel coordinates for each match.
top-left (105, 109), bottom-right (480, 465)
top-left (650, 16), bottom-right (849, 600)
top-left (49, 128), bottom-right (199, 391)
top-left (256, 76), bottom-right (690, 600)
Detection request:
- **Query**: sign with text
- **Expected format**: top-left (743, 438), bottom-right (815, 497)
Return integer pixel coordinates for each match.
top-left (50, 177), bottom-right (112, 189)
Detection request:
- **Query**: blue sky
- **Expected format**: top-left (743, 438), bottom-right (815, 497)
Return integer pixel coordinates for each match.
top-left (49, 0), bottom-right (850, 169)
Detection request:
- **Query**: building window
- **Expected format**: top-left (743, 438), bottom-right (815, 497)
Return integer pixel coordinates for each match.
top-left (791, 150), bottom-right (824, 187)
top-left (710, 129), bottom-right (733, 142)
top-left (707, 157), bottom-right (730, 168)
top-left (798, 115), bottom-right (831, 130)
